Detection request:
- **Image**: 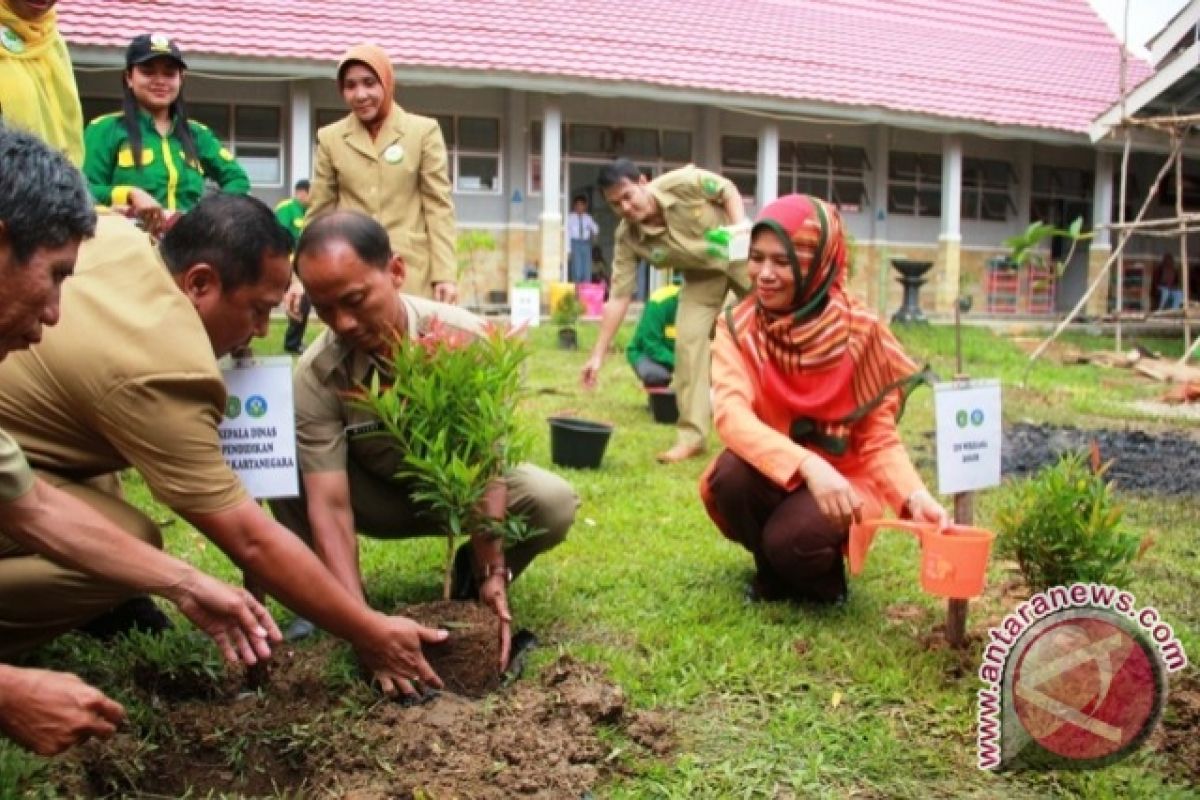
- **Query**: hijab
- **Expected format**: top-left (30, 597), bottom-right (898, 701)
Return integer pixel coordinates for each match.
top-left (337, 43), bottom-right (395, 124)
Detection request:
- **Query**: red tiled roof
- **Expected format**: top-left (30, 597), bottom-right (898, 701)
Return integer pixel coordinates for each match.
top-left (58, 0), bottom-right (1152, 134)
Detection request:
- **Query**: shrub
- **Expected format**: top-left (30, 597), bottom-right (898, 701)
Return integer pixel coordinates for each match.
top-left (551, 292), bottom-right (584, 328)
top-left (994, 452), bottom-right (1140, 591)
top-left (350, 319), bottom-right (531, 599)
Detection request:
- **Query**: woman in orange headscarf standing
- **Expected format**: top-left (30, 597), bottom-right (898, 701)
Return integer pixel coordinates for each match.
top-left (700, 194), bottom-right (947, 604)
top-left (304, 43), bottom-right (457, 303)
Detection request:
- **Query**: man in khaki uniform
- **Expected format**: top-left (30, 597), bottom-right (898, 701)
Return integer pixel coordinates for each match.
top-left (306, 43), bottom-right (456, 303)
top-left (269, 211), bottom-right (578, 671)
top-left (0, 192), bottom-right (451, 697)
top-left (582, 159), bottom-right (749, 464)
top-left (0, 128), bottom-right (282, 755)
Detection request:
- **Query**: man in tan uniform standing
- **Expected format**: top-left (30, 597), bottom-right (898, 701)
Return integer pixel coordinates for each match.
top-left (0, 192), bottom-right (451, 697)
top-left (581, 159), bottom-right (749, 464)
top-left (305, 43), bottom-right (456, 303)
top-left (0, 128), bottom-right (283, 754)
top-left (269, 211), bottom-right (578, 671)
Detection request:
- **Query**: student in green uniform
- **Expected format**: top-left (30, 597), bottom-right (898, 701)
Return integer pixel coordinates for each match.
top-left (276, 179), bottom-right (311, 354)
top-left (626, 281), bottom-right (680, 388)
top-left (82, 33), bottom-right (248, 235)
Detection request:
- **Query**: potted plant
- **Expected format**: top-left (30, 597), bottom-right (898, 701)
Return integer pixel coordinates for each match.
top-left (350, 319), bottom-right (532, 695)
top-left (551, 291), bottom-right (585, 350)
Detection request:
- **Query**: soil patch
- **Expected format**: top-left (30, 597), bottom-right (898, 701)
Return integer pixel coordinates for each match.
top-left (1002, 422), bottom-right (1200, 495)
top-left (1153, 671), bottom-right (1200, 785)
top-left (401, 599), bottom-right (502, 698)
top-left (59, 643), bottom-right (672, 799)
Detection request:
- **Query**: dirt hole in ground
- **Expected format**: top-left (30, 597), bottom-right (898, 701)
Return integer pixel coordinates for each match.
top-left (63, 642), bottom-right (673, 799)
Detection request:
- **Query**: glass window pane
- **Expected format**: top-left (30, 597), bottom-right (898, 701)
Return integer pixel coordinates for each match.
top-left (189, 103), bottom-right (230, 141)
top-left (1031, 166), bottom-right (1053, 194)
top-left (234, 106), bottom-right (280, 142)
top-left (529, 155), bottom-right (542, 193)
top-left (918, 154), bottom-right (942, 182)
top-left (530, 120), bottom-right (542, 155)
top-left (833, 179), bottom-right (867, 210)
top-left (795, 176), bottom-right (826, 198)
top-left (917, 188), bottom-right (942, 217)
top-left (728, 170), bottom-right (756, 198)
top-left (982, 160), bottom-right (1010, 188)
top-left (981, 191), bottom-right (1009, 221)
top-left (569, 125), bottom-right (609, 155)
top-left (315, 108), bottom-right (344, 130)
top-left (459, 117), bottom-right (499, 151)
top-left (81, 96), bottom-right (118, 125)
top-left (432, 115), bottom-right (454, 146)
top-left (832, 146), bottom-right (867, 174)
top-left (795, 143), bottom-right (827, 171)
top-left (888, 186), bottom-right (916, 214)
top-left (722, 136), bottom-right (757, 168)
top-left (889, 151), bottom-right (917, 180)
top-left (777, 173), bottom-right (792, 197)
top-left (618, 128), bottom-right (658, 158)
top-left (234, 145), bottom-right (281, 184)
top-left (662, 130), bottom-right (692, 162)
top-left (457, 155), bottom-right (499, 191)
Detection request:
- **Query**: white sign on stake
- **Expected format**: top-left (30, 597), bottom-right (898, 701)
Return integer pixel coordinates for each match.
top-left (219, 356), bottom-right (299, 499)
top-left (934, 379), bottom-right (1002, 495)
top-left (510, 282), bottom-right (541, 329)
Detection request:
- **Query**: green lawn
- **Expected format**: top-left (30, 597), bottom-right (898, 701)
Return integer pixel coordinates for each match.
top-left (3, 319), bottom-right (1198, 798)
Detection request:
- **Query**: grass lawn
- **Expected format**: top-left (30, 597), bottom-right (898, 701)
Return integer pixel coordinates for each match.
top-left (3, 318), bottom-right (1198, 798)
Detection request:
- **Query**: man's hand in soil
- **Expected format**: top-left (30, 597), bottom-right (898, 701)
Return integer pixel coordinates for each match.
top-left (357, 614), bottom-right (448, 697)
top-left (164, 571), bottom-right (282, 666)
top-left (0, 666), bottom-right (125, 756)
top-left (479, 574), bottom-right (513, 671)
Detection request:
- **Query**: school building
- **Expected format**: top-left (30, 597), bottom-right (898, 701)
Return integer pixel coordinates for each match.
top-left (60, 0), bottom-right (1200, 316)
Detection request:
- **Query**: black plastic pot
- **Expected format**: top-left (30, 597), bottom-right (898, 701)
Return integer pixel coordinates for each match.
top-left (549, 417), bottom-right (613, 469)
top-left (557, 326), bottom-right (578, 350)
top-left (647, 388), bottom-right (679, 424)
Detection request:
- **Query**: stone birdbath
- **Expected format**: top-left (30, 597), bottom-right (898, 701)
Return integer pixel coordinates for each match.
top-left (891, 259), bottom-right (935, 324)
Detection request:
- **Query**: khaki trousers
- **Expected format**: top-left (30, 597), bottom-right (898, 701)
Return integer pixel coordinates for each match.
top-left (0, 473), bottom-right (160, 659)
top-left (269, 463), bottom-right (578, 581)
top-left (673, 263), bottom-right (750, 450)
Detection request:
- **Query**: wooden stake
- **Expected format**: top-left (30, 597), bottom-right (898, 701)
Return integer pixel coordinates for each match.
top-left (946, 492), bottom-right (974, 649)
top-left (244, 571), bottom-right (268, 690)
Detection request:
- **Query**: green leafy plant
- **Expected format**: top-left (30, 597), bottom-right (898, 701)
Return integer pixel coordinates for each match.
top-left (350, 319), bottom-right (532, 599)
top-left (550, 292), bottom-right (585, 328)
top-left (1003, 217), bottom-right (1090, 276)
top-left (455, 230), bottom-right (498, 308)
top-left (994, 452), bottom-right (1141, 591)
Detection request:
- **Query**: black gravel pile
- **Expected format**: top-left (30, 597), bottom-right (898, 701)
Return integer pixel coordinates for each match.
top-left (1002, 422), bottom-right (1200, 496)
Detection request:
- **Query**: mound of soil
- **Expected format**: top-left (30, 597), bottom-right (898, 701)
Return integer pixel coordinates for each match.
top-left (59, 643), bottom-right (673, 799)
top-left (1003, 423), bottom-right (1200, 495)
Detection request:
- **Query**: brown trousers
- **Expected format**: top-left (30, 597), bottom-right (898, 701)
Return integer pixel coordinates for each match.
top-left (703, 451), bottom-right (848, 603)
top-left (0, 473), bottom-right (158, 659)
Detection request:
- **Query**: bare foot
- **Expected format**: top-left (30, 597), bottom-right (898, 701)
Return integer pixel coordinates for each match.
top-left (655, 442), bottom-right (704, 464)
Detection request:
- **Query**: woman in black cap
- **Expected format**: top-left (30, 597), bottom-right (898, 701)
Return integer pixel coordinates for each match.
top-left (82, 33), bottom-right (248, 233)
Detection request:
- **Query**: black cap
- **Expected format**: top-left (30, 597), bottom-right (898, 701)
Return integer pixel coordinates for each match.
top-left (125, 33), bottom-right (187, 69)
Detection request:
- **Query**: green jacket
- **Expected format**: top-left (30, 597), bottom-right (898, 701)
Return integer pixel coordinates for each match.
top-left (82, 110), bottom-right (250, 212)
top-left (274, 197), bottom-right (307, 249)
top-left (626, 284), bottom-right (680, 369)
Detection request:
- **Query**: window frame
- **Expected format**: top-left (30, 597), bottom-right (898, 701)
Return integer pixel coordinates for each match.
top-left (887, 150), bottom-right (942, 218)
top-left (778, 141), bottom-right (872, 213)
top-left (187, 101), bottom-right (285, 189)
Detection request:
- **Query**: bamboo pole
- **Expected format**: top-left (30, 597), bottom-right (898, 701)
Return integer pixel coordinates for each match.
top-left (1116, 130), bottom-right (1131, 350)
top-left (1176, 129), bottom-right (1192, 352)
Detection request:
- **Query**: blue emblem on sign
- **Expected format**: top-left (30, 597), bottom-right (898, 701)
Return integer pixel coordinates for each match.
top-left (246, 395), bottom-right (268, 418)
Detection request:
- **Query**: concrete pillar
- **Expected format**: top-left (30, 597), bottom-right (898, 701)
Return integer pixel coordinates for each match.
top-left (504, 90), bottom-right (529, 292)
top-left (756, 122), bottom-right (779, 212)
top-left (288, 81), bottom-right (313, 185)
top-left (1089, 150), bottom-right (1115, 316)
top-left (869, 126), bottom-right (891, 314)
top-left (699, 106), bottom-right (721, 170)
top-left (936, 134), bottom-right (963, 312)
top-left (540, 103), bottom-right (564, 290)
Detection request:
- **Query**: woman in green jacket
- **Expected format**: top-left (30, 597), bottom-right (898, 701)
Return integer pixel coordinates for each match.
top-left (82, 33), bottom-right (248, 234)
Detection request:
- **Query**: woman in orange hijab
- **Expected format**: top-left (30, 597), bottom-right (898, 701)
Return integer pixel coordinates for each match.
top-left (701, 194), bottom-right (946, 604)
top-left (303, 44), bottom-right (457, 304)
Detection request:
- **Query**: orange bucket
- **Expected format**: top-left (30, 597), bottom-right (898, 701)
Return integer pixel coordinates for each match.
top-left (850, 519), bottom-right (995, 600)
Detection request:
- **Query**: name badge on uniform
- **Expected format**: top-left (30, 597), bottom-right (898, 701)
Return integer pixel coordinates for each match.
top-left (383, 144), bottom-right (404, 164)
top-left (345, 420), bottom-right (385, 438)
top-left (1, 26), bottom-right (25, 54)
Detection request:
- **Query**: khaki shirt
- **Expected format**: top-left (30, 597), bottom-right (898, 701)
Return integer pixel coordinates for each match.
top-left (610, 165), bottom-right (737, 299)
top-left (0, 213), bottom-right (246, 514)
top-left (308, 105), bottom-right (457, 297)
top-left (294, 295), bottom-right (483, 479)
top-left (0, 428), bottom-right (33, 503)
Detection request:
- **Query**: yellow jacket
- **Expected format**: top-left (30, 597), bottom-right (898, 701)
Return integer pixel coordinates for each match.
top-left (0, 4), bottom-right (83, 165)
top-left (308, 103), bottom-right (456, 297)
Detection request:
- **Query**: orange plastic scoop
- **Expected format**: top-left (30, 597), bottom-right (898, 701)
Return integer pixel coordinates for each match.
top-left (849, 518), bottom-right (996, 599)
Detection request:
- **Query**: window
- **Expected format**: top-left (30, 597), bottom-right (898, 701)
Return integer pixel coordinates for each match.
top-left (423, 114), bottom-right (501, 193)
top-left (1029, 165), bottom-right (1094, 229)
top-left (721, 136), bottom-right (758, 199)
top-left (81, 96), bottom-right (120, 126)
top-left (887, 151), bottom-right (941, 217)
top-left (314, 108), bottom-right (344, 131)
top-left (778, 141), bottom-right (871, 212)
top-left (962, 158), bottom-right (1016, 222)
top-left (526, 122), bottom-right (692, 194)
top-left (189, 103), bottom-right (283, 186)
